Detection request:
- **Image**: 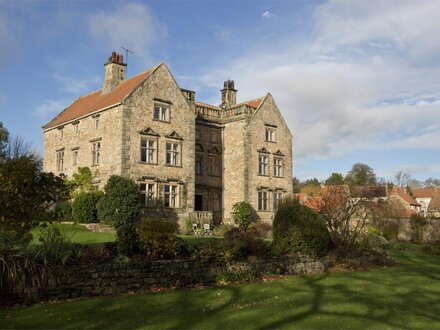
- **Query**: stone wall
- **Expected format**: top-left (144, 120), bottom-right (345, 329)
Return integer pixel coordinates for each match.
top-left (35, 256), bottom-right (325, 302)
top-left (43, 105), bottom-right (124, 189)
top-left (248, 94), bottom-right (293, 222)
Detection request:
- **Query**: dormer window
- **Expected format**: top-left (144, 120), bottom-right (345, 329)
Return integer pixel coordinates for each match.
top-left (154, 103), bottom-right (170, 122)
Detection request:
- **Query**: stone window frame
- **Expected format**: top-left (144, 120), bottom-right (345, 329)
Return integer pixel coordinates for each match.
top-left (153, 101), bottom-right (171, 123)
top-left (92, 114), bottom-right (100, 130)
top-left (258, 189), bottom-right (270, 211)
top-left (163, 184), bottom-right (179, 208)
top-left (208, 154), bottom-right (221, 177)
top-left (58, 127), bottom-right (64, 140)
top-left (90, 139), bottom-right (101, 166)
top-left (165, 141), bottom-right (181, 167)
top-left (210, 128), bottom-right (221, 143)
top-left (208, 190), bottom-right (221, 212)
top-left (56, 149), bottom-right (65, 173)
top-left (140, 137), bottom-right (158, 164)
top-left (265, 127), bottom-right (276, 142)
top-left (72, 121), bottom-right (80, 135)
top-left (258, 154), bottom-right (269, 176)
top-left (195, 153), bottom-right (203, 176)
top-left (273, 191), bottom-right (283, 211)
top-left (273, 157), bottom-right (284, 177)
top-left (139, 181), bottom-right (157, 208)
top-left (71, 147), bottom-right (79, 166)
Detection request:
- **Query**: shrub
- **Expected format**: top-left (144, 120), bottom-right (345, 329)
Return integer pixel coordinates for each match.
top-left (249, 222), bottom-right (272, 239)
top-left (183, 218), bottom-right (196, 235)
top-left (0, 230), bottom-right (46, 298)
top-left (53, 200), bottom-right (72, 222)
top-left (36, 225), bottom-right (80, 266)
top-left (222, 227), bottom-right (270, 261)
top-left (272, 199), bottom-right (330, 257)
top-left (381, 221), bottom-right (400, 240)
top-left (97, 176), bottom-right (142, 255)
top-left (213, 223), bottom-right (235, 237)
top-left (137, 218), bottom-right (188, 259)
top-left (72, 191), bottom-right (103, 223)
top-left (410, 214), bottom-right (428, 243)
top-left (0, 155), bottom-right (67, 237)
top-left (232, 201), bottom-right (258, 231)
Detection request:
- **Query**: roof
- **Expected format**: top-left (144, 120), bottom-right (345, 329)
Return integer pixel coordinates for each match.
top-left (390, 187), bottom-right (420, 206)
top-left (429, 189), bottom-right (440, 210)
top-left (294, 193), bottom-right (323, 212)
top-left (411, 188), bottom-right (435, 199)
top-left (43, 68), bottom-right (156, 129)
top-left (243, 98), bottom-right (263, 109)
top-left (195, 97), bottom-right (264, 111)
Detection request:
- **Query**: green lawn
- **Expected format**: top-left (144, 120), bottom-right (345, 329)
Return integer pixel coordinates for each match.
top-left (31, 224), bottom-right (219, 248)
top-left (31, 223), bottom-right (116, 246)
top-left (1, 247), bottom-right (439, 329)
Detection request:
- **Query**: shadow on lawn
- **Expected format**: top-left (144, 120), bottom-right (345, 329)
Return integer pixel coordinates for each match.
top-left (259, 250), bottom-right (440, 329)
top-left (2, 249), bottom-right (440, 329)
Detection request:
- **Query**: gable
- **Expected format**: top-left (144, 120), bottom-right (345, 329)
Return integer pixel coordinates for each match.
top-left (140, 127), bottom-right (160, 136)
top-left (165, 130), bottom-right (184, 140)
top-left (250, 93), bottom-right (292, 138)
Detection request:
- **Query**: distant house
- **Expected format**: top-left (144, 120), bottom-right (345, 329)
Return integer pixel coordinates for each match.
top-left (295, 185), bottom-right (426, 219)
top-left (412, 188), bottom-right (440, 218)
top-left (388, 187), bottom-right (421, 217)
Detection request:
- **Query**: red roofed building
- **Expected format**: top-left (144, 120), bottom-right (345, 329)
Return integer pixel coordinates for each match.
top-left (43, 52), bottom-right (293, 224)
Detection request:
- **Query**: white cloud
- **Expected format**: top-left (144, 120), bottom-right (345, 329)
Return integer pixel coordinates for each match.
top-left (88, 3), bottom-right (167, 63)
top-left (53, 73), bottom-right (101, 95)
top-left (262, 11), bottom-right (277, 19)
top-left (35, 99), bottom-right (72, 119)
top-left (197, 0), bottom-right (440, 164)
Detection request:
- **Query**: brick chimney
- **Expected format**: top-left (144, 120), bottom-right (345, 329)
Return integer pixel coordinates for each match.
top-left (220, 80), bottom-right (237, 108)
top-left (102, 51), bottom-right (127, 93)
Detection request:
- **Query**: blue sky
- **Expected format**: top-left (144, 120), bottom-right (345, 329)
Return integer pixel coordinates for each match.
top-left (1, 0), bottom-right (440, 182)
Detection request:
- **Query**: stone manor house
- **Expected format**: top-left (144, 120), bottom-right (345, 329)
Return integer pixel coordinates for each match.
top-left (43, 52), bottom-right (293, 224)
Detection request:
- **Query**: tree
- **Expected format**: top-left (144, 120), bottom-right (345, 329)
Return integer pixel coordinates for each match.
top-left (345, 163), bottom-right (376, 186)
top-left (317, 185), bottom-right (371, 249)
top-left (232, 201), bottom-right (258, 231)
top-left (0, 155), bottom-right (67, 238)
top-left (66, 167), bottom-right (96, 198)
top-left (292, 177), bottom-right (302, 193)
top-left (325, 172), bottom-right (344, 185)
top-left (0, 121), bottom-right (9, 161)
top-left (424, 178), bottom-right (440, 188)
top-left (97, 176), bottom-right (142, 255)
top-left (0, 122), bottom-right (32, 162)
top-left (272, 198), bottom-right (329, 257)
top-left (394, 171), bottom-right (412, 188)
top-left (300, 178), bottom-right (322, 196)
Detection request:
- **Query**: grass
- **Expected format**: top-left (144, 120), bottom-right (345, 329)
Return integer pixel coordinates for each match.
top-left (31, 223), bottom-right (116, 246)
top-left (179, 235), bottom-right (223, 248)
top-left (1, 246), bottom-right (440, 329)
top-left (31, 223), bottom-right (220, 248)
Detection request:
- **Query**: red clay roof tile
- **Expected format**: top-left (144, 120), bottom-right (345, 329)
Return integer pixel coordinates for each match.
top-left (390, 187), bottom-right (420, 206)
top-left (411, 188), bottom-right (435, 198)
top-left (44, 69), bottom-right (154, 129)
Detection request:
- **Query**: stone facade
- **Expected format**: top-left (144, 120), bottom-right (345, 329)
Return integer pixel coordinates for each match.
top-left (43, 53), bottom-right (293, 224)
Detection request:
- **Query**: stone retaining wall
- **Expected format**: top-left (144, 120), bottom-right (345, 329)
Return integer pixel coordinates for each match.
top-left (37, 255), bottom-right (325, 302)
